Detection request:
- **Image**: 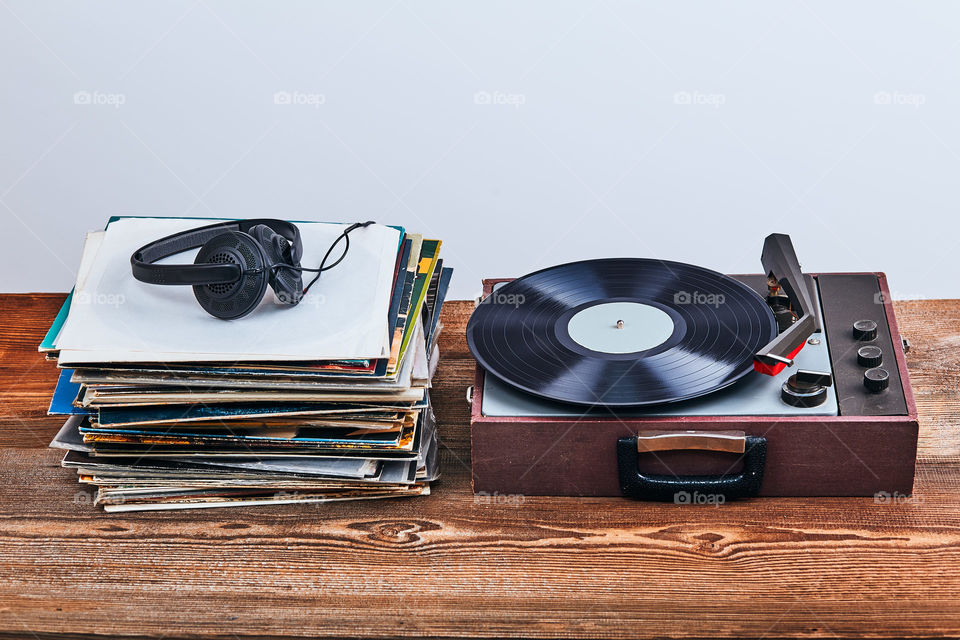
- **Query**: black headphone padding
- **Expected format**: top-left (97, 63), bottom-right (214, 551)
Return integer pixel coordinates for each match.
top-left (249, 224), bottom-right (303, 305)
top-left (191, 231), bottom-right (269, 320)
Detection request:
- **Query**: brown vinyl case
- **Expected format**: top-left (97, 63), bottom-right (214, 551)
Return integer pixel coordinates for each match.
top-left (469, 273), bottom-right (919, 498)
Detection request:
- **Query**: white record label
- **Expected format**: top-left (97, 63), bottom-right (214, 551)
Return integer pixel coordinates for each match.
top-left (567, 302), bottom-right (675, 354)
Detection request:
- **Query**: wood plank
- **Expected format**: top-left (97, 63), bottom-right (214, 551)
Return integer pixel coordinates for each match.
top-left (0, 294), bottom-right (957, 639)
top-left (894, 299), bottom-right (960, 458)
top-left (0, 294), bottom-right (65, 446)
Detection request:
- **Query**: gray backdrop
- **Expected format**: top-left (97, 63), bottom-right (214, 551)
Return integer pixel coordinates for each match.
top-left (2, 1), bottom-right (957, 300)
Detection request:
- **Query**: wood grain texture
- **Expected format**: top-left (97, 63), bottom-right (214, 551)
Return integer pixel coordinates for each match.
top-left (0, 294), bottom-right (958, 639)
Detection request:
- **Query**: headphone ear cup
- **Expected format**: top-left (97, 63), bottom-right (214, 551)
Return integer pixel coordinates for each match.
top-left (249, 224), bottom-right (303, 305)
top-left (192, 231), bottom-right (269, 320)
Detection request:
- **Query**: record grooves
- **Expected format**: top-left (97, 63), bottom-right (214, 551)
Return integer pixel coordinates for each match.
top-left (467, 258), bottom-right (778, 407)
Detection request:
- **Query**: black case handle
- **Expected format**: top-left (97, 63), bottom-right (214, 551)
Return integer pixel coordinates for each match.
top-left (617, 435), bottom-right (767, 502)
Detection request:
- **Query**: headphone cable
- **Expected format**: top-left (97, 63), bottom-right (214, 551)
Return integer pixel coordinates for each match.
top-left (270, 220), bottom-right (376, 295)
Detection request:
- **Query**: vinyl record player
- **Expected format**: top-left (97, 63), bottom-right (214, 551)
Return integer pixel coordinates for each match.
top-left (467, 234), bottom-right (918, 500)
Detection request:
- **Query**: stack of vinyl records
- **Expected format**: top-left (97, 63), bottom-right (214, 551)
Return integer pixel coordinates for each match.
top-left (42, 217), bottom-right (451, 512)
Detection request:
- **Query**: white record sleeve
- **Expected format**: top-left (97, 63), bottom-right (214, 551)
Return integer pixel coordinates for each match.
top-left (55, 218), bottom-right (400, 363)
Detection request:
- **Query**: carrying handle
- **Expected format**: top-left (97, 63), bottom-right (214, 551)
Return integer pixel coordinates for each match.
top-left (617, 432), bottom-right (767, 502)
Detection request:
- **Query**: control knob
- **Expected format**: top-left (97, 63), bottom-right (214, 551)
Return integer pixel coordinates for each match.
top-left (853, 319), bottom-right (878, 341)
top-left (863, 367), bottom-right (890, 393)
top-left (857, 345), bottom-right (883, 367)
top-left (781, 370), bottom-right (833, 408)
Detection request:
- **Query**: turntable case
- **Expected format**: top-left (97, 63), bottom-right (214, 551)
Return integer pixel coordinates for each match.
top-left (469, 273), bottom-right (919, 498)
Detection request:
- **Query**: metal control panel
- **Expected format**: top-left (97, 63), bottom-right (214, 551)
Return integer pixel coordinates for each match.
top-left (816, 274), bottom-right (908, 416)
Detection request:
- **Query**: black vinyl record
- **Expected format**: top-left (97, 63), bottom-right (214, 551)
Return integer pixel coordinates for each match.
top-left (467, 258), bottom-right (778, 407)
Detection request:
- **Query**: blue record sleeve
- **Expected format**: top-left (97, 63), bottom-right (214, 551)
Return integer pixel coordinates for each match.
top-left (48, 369), bottom-right (93, 415)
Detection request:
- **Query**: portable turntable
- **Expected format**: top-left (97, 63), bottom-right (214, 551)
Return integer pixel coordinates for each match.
top-left (466, 234), bottom-right (917, 500)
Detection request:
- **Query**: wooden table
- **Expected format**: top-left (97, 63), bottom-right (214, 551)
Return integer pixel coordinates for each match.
top-left (1, 294), bottom-right (958, 639)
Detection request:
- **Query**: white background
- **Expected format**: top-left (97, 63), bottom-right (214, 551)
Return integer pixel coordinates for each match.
top-left (2, 1), bottom-right (958, 301)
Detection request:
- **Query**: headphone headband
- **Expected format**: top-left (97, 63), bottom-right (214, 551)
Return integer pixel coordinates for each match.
top-left (130, 219), bottom-right (302, 286)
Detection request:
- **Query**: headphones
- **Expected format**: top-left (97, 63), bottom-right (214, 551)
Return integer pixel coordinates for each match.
top-left (131, 219), bottom-right (374, 320)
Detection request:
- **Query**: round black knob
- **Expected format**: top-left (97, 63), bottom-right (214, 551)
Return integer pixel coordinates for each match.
top-left (781, 371), bottom-right (832, 407)
top-left (857, 345), bottom-right (883, 367)
top-left (853, 319), bottom-right (878, 341)
top-left (863, 367), bottom-right (889, 393)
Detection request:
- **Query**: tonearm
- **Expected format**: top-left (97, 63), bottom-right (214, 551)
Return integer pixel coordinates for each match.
top-left (753, 233), bottom-right (820, 376)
